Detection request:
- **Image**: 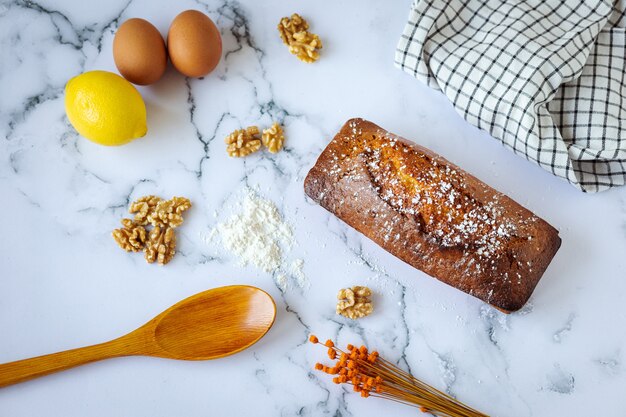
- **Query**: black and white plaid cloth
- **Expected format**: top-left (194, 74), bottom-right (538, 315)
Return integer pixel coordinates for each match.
top-left (396, 0), bottom-right (626, 192)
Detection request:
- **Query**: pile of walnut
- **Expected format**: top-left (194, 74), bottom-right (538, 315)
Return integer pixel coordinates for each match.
top-left (112, 195), bottom-right (191, 265)
top-left (226, 122), bottom-right (284, 157)
top-left (277, 13), bottom-right (322, 63)
top-left (336, 286), bottom-right (374, 319)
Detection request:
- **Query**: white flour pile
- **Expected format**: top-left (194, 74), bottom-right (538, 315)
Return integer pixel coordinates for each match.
top-left (209, 190), bottom-right (308, 290)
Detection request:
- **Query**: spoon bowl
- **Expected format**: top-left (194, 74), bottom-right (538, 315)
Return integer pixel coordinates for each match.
top-left (151, 285), bottom-right (276, 360)
top-left (0, 285), bottom-right (276, 388)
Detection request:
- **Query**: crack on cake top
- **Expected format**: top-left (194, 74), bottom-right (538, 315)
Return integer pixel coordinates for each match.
top-left (337, 124), bottom-right (516, 258)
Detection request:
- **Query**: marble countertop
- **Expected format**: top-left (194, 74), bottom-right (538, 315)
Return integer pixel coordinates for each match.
top-left (2, 0), bottom-right (626, 415)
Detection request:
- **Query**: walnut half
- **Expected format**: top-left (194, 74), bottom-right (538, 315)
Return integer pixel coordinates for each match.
top-left (288, 31), bottom-right (322, 63)
top-left (225, 126), bottom-right (262, 157)
top-left (262, 123), bottom-right (285, 153)
top-left (278, 13), bottom-right (309, 45)
top-left (277, 13), bottom-right (322, 63)
top-left (148, 196), bottom-right (192, 228)
top-left (336, 286), bottom-right (374, 319)
top-left (145, 226), bottom-right (176, 265)
top-left (129, 195), bottom-right (162, 226)
top-left (112, 218), bottom-right (147, 252)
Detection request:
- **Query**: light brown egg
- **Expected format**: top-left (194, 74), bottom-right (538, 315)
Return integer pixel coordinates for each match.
top-left (113, 18), bottom-right (167, 85)
top-left (167, 10), bottom-right (222, 78)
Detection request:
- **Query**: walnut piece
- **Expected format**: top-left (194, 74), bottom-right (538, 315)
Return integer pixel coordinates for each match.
top-left (225, 126), bottom-right (262, 157)
top-left (336, 286), bottom-right (373, 319)
top-left (262, 123), bottom-right (285, 153)
top-left (113, 195), bottom-right (191, 265)
top-left (148, 196), bottom-right (192, 228)
top-left (278, 13), bottom-right (309, 44)
top-left (288, 32), bottom-right (322, 63)
top-left (112, 219), bottom-right (147, 252)
top-left (129, 195), bottom-right (162, 226)
top-left (145, 226), bottom-right (176, 265)
top-left (277, 13), bottom-right (322, 63)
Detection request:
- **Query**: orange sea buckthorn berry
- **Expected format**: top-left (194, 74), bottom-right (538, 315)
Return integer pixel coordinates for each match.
top-left (328, 348), bottom-right (337, 360)
top-left (346, 344), bottom-right (354, 351)
top-left (309, 335), bottom-right (319, 344)
top-left (359, 346), bottom-right (367, 354)
top-left (376, 385), bottom-right (383, 393)
top-left (325, 339), bottom-right (334, 348)
top-left (332, 377), bottom-right (340, 384)
top-left (340, 375), bottom-right (347, 383)
top-left (361, 391), bottom-right (370, 398)
top-left (315, 363), bottom-right (323, 370)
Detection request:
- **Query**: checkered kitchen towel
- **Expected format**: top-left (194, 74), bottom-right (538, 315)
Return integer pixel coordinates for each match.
top-left (396, 0), bottom-right (626, 192)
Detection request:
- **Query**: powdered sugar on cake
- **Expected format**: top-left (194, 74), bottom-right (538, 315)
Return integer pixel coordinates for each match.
top-left (330, 120), bottom-right (518, 261)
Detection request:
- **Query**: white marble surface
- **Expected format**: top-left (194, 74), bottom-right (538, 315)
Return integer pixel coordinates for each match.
top-left (1, 0), bottom-right (626, 416)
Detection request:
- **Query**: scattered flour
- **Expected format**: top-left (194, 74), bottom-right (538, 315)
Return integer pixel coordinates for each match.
top-left (209, 190), bottom-right (308, 290)
top-left (270, 261), bottom-right (308, 292)
top-left (275, 272), bottom-right (290, 292)
top-left (289, 259), bottom-right (309, 289)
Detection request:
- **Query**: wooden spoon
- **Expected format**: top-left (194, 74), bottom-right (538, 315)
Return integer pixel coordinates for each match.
top-left (0, 285), bottom-right (276, 388)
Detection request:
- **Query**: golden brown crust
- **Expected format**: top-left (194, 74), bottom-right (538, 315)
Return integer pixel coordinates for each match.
top-left (304, 118), bottom-right (561, 312)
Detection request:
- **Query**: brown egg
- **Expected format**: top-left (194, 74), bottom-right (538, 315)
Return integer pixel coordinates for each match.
top-left (113, 18), bottom-right (167, 85)
top-left (167, 10), bottom-right (222, 78)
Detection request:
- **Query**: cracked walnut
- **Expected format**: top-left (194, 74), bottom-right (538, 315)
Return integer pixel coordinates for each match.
top-left (225, 126), bottom-right (262, 157)
top-left (336, 286), bottom-right (374, 319)
top-left (262, 123), bottom-right (285, 153)
top-left (277, 13), bottom-right (322, 63)
top-left (129, 195), bottom-right (162, 226)
top-left (145, 225), bottom-right (176, 265)
top-left (148, 196), bottom-right (192, 228)
top-left (112, 218), bottom-right (147, 252)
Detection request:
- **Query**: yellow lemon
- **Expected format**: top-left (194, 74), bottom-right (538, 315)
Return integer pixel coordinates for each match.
top-left (65, 70), bottom-right (147, 146)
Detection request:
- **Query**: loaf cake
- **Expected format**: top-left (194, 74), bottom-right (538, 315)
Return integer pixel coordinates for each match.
top-left (304, 119), bottom-right (561, 312)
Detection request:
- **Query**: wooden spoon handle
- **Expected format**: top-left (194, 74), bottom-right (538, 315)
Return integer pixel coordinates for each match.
top-left (0, 337), bottom-right (136, 388)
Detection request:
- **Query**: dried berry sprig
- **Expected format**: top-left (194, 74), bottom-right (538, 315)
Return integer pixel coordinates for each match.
top-left (309, 335), bottom-right (489, 417)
